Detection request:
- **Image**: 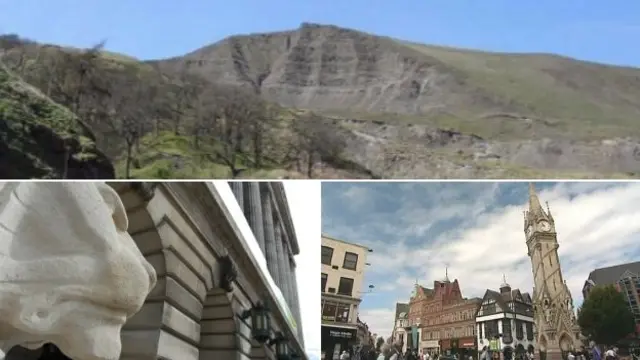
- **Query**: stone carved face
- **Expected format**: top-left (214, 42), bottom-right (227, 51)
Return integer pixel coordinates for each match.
top-left (0, 182), bottom-right (157, 360)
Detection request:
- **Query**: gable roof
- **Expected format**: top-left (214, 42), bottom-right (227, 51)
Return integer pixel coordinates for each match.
top-left (587, 261), bottom-right (640, 285)
top-left (481, 287), bottom-right (533, 312)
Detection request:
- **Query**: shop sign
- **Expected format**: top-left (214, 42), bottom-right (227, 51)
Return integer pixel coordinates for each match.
top-left (322, 326), bottom-right (357, 340)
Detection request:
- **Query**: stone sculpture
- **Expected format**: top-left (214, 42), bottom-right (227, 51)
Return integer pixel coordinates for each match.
top-left (0, 182), bottom-right (157, 360)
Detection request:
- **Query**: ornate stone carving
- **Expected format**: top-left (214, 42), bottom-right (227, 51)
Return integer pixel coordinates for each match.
top-left (0, 182), bottom-right (157, 360)
top-left (130, 182), bottom-right (157, 202)
top-left (219, 255), bottom-right (238, 293)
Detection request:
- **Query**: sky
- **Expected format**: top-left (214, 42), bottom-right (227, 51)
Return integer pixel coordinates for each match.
top-left (1, 0), bottom-right (639, 67)
top-left (285, 181), bottom-right (321, 360)
top-left (321, 181), bottom-right (640, 340)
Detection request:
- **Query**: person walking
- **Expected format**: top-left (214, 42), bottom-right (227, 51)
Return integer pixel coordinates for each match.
top-left (341, 350), bottom-right (351, 360)
top-left (389, 340), bottom-right (405, 360)
top-left (591, 342), bottom-right (602, 360)
top-left (378, 344), bottom-right (391, 360)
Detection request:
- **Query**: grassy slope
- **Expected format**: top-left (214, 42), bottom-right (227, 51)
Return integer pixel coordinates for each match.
top-left (402, 42), bottom-right (640, 139)
top-left (0, 63), bottom-right (112, 178)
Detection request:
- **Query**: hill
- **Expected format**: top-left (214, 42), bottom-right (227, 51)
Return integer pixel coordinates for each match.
top-left (2, 24), bottom-right (640, 179)
top-left (154, 23), bottom-right (640, 177)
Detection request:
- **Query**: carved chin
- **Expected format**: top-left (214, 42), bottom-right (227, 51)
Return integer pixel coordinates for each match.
top-left (54, 319), bottom-right (124, 360)
top-left (0, 300), bottom-right (128, 360)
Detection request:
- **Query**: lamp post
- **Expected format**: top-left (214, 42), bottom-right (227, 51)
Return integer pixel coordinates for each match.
top-left (241, 302), bottom-right (271, 343)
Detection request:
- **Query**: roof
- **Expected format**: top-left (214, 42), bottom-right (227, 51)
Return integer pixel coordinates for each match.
top-left (587, 261), bottom-right (640, 285)
top-left (395, 303), bottom-right (409, 320)
top-left (321, 234), bottom-right (371, 251)
top-left (482, 287), bottom-right (532, 311)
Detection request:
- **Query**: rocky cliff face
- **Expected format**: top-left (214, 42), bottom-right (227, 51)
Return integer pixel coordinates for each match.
top-left (157, 23), bottom-right (502, 115)
top-left (0, 64), bottom-right (114, 179)
top-left (157, 23), bottom-right (640, 125)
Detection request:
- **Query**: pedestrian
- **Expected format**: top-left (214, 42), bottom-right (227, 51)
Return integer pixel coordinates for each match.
top-left (341, 350), bottom-right (351, 360)
top-left (378, 344), bottom-right (391, 360)
top-left (605, 348), bottom-right (615, 360)
top-left (591, 341), bottom-right (602, 360)
top-left (369, 347), bottom-right (379, 360)
top-left (568, 351), bottom-right (576, 360)
top-left (389, 340), bottom-right (405, 360)
top-left (481, 347), bottom-right (488, 360)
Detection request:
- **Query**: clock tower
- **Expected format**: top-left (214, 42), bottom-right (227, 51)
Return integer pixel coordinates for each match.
top-left (524, 183), bottom-right (581, 360)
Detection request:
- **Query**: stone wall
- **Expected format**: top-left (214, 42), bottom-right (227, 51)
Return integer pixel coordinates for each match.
top-left (109, 182), bottom-right (300, 360)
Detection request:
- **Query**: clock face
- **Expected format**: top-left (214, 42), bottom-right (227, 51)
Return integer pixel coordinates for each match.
top-left (539, 221), bottom-right (551, 231)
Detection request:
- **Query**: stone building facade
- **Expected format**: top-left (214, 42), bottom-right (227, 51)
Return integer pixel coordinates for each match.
top-left (525, 184), bottom-right (581, 360)
top-left (109, 181), bottom-right (306, 360)
top-left (321, 235), bottom-right (370, 359)
top-left (409, 278), bottom-right (480, 355)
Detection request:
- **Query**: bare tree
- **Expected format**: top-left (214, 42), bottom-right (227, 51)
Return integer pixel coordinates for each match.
top-left (292, 112), bottom-right (346, 178)
top-left (105, 69), bottom-right (154, 178)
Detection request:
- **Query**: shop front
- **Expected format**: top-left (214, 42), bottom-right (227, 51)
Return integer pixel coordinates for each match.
top-left (321, 325), bottom-right (358, 360)
top-left (440, 337), bottom-right (477, 357)
top-left (420, 340), bottom-right (440, 356)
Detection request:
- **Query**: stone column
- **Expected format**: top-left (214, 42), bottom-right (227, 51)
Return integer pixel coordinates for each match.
top-left (273, 219), bottom-right (288, 291)
top-left (289, 258), bottom-right (304, 347)
top-left (281, 240), bottom-right (295, 309)
top-left (260, 184), bottom-right (280, 285)
top-left (274, 222), bottom-right (292, 303)
top-left (243, 183), bottom-right (265, 254)
top-left (229, 181), bottom-right (243, 208)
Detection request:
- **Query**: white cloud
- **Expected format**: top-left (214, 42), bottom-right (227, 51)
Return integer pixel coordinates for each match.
top-left (285, 181), bottom-right (321, 358)
top-left (356, 183), bottom-right (640, 338)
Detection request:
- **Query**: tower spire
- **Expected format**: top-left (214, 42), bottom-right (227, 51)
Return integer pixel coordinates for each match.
top-left (528, 183), bottom-right (545, 216)
top-left (445, 266), bottom-right (450, 282)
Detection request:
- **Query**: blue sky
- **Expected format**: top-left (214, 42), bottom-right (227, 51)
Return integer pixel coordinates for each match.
top-left (1, 1), bottom-right (639, 66)
top-left (321, 181), bottom-right (640, 338)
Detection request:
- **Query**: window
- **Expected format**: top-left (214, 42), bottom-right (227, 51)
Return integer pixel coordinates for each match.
top-left (516, 320), bottom-right (524, 340)
top-left (526, 322), bottom-right (534, 340)
top-left (502, 319), bottom-right (512, 343)
top-left (321, 273), bottom-right (328, 292)
top-left (486, 320), bottom-right (499, 338)
top-left (321, 246), bottom-right (334, 265)
top-left (484, 303), bottom-right (496, 314)
top-left (479, 323), bottom-right (483, 339)
top-left (338, 277), bottom-right (354, 296)
top-left (343, 252), bottom-right (359, 270)
top-left (336, 303), bottom-right (350, 323)
top-left (322, 302), bottom-right (337, 321)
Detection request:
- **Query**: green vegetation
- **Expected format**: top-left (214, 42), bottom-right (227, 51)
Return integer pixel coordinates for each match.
top-left (116, 131), bottom-right (255, 179)
top-left (578, 284), bottom-right (636, 346)
top-left (0, 63), bottom-right (112, 178)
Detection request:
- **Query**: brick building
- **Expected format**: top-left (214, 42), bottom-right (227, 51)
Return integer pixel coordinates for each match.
top-left (408, 276), bottom-right (481, 355)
